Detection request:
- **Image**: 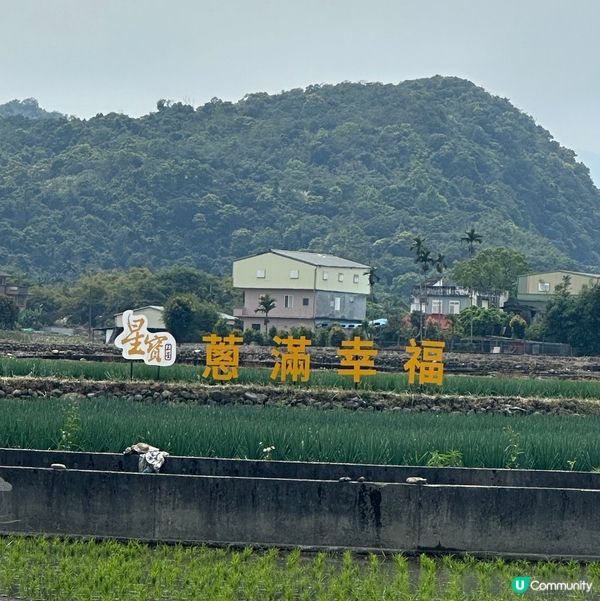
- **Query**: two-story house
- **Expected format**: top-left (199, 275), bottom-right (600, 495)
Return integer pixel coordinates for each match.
top-left (233, 250), bottom-right (371, 331)
top-left (517, 270), bottom-right (600, 315)
top-left (410, 277), bottom-right (507, 320)
top-left (0, 272), bottom-right (29, 309)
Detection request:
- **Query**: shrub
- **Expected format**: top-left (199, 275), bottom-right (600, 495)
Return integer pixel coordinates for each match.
top-left (329, 326), bottom-right (346, 347)
top-left (214, 318), bottom-right (230, 337)
top-left (290, 325), bottom-right (313, 340)
top-left (243, 329), bottom-right (264, 345)
top-left (314, 328), bottom-right (329, 347)
top-left (510, 314), bottom-right (527, 339)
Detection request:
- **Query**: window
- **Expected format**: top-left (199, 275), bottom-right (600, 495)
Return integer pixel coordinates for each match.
top-left (289, 270), bottom-right (299, 279)
top-left (338, 273), bottom-right (344, 282)
top-left (256, 269), bottom-right (266, 278)
top-left (322, 271), bottom-right (329, 280)
top-left (538, 281), bottom-right (550, 292)
top-left (449, 301), bottom-right (460, 315)
top-left (302, 298), bottom-right (309, 306)
top-left (431, 300), bottom-right (443, 314)
top-left (334, 297), bottom-right (341, 311)
top-left (353, 274), bottom-right (359, 284)
top-left (284, 295), bottom-right (294, 308)
top-left (251, 323), bottom-right (261, 330)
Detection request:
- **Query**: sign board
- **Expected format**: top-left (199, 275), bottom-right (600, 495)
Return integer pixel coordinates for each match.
top-left (115, 309), bottom-right (176, 367)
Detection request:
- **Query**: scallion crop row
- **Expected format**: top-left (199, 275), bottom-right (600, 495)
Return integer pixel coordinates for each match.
top-left (1, 397), bottom-right (599, 470)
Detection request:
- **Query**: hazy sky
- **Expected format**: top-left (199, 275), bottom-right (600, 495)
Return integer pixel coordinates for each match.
top-left (1, 0), bottom-right (599, 183)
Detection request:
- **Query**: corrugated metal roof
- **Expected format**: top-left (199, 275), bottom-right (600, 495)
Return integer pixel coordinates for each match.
top-left (113, 305), bottom-right (164, 316)
top-left (270, 249), bottom-right (370, 269)
top-left (521, 270), bottom-right (600, 279)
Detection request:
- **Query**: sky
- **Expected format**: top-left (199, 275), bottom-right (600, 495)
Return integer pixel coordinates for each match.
top-left (1, 0), bottom-right (599, 184)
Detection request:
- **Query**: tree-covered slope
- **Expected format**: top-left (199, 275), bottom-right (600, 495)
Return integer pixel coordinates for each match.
top-left (0, 76), bottom-right (598, 288)
top-left (0, 98), bottom-right (64, 120)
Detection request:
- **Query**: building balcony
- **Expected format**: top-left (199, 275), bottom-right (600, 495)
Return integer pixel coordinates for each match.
top-left (411, 286), bottom-right (470, 297)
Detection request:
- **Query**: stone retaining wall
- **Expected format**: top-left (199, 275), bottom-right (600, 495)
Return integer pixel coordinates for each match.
top-left (0, 376), bottom-right (597, 415)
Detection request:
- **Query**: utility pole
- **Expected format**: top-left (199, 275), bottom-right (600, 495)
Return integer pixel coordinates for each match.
top-left (470, 289), bottom-right (474, 346)
top-left (88, 285), bottom-right (92, 341)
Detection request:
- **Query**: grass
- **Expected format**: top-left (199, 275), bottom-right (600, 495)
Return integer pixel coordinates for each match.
top-left (0, 535), bottom-right (596, 600)
top-left (1, 396), bottom-right (600, 470)
top-left (2, 356), bottom-right (600, 400)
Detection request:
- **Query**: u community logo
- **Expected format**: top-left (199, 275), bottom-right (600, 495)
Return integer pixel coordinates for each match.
top-left (512, 576), bottom-right (593, 595)
top-left (512, 577), bottom-right (532, 594)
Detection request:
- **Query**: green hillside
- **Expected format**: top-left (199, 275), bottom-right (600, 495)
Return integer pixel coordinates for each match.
top-left (0, 76), bottom-right (598, 289)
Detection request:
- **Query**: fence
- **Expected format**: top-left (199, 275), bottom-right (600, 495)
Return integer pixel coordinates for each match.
top-left (380, 337), bottom-right (572, 357)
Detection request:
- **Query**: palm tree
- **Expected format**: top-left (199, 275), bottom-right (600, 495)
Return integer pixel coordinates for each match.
top-left (410, 236), bottom-right (426, 257)
top-left (461, 228), bottom-right (482, 256)
top-left (412, 242), bottom-right (433, 343)
top-left (255, 294), bottom-right (276, 338)
top-left (434, 253), bottom-right (447, 275)
top-left (363, 267), bottom-right (380, 301)
top-left (417, 248), bottom-right (433, 275)
top-left (363, 267), bottom-right (380, 288)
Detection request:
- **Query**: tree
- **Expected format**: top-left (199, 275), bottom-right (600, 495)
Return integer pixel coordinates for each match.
top-left (0, 296), bottom-right (19, 329)
top-left (573, 284), bottom-right (600, 354)
top-left (452, 248), bottom-right (530, 298)
top-left (363, 267), bottom-right (380, 301)
top-left (255, 294), bottom-right (276, 337)
top-left (163, 294), bottom-right (218, 342)
top-left (411, 237), bottom-right (435, 342)
top-left (416, 248), bottom-right (433, 275)
top-left (537, 283), bottom-right (600, 355)
top-left (458, 306), bottom-right (510, 337)
top-left (434, 253), bottom-right (447, 275)
top-left (461, 228), bottom-right (483, 256)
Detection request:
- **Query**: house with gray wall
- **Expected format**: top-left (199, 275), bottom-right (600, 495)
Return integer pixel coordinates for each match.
top-left (410, 278), bottom-right (507, 316)
top-left (233, 250), bottom-right (371, 331)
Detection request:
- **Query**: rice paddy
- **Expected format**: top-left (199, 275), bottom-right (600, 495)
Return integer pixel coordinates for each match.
top-left (0, 536), bottom-right (596, 601)
top-left (1, 396), bottom-right (599, 470)
top-left (1, 356), bottom-right (600, 400)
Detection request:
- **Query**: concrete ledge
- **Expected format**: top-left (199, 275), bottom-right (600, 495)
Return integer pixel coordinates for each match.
top-left (0, 450), bottom-right (598, 558)
top-left (0, 448), bottom-right (599, 489)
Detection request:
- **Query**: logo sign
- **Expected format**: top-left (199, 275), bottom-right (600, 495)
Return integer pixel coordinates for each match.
top-left (115, 309), bottom-right (177, 367)
top-left (512, 576), bottom-right (532, 594)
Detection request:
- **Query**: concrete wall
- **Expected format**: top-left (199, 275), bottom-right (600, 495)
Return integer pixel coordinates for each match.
top-left (314, 267), bottom-right (370, 295)
top-left (0, 465), bottom-right (598, 558)
top-left (233, 252), bottom-right (370, 295)
top-left (518, 271), bottom-right (600, 307)
top-left (2, 449), bottom-right (600, 490)
top-left (234, 253), bottom-right (317, 290)
top-left (315, 291), bottom-right (367, 322)
top-left (115, 306), bottom-right (165, 329)
top-left (238, 288), bottom-right (315, 320)
top-left (0, 450), bottom-right (599, 558)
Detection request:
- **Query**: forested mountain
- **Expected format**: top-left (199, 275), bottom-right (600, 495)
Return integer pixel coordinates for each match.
top-left (1, 77), bottom-right (599, 292)
top-left (0, 98), bottom-right (64, 120)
